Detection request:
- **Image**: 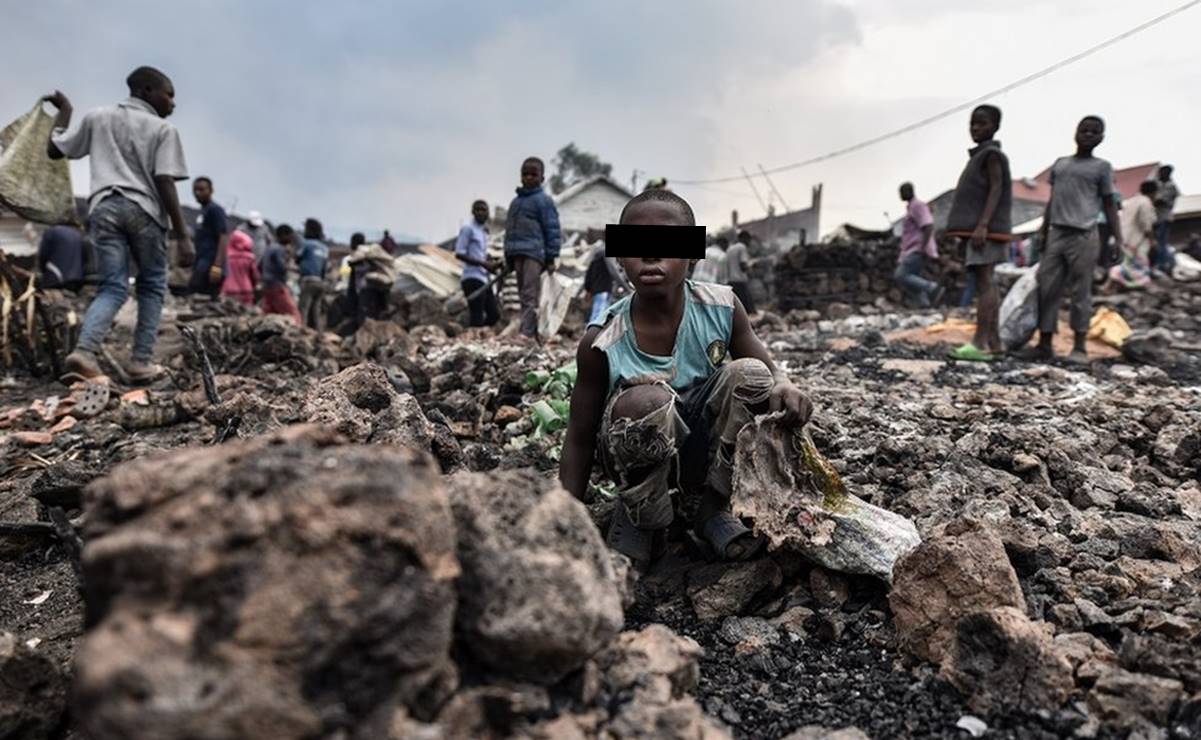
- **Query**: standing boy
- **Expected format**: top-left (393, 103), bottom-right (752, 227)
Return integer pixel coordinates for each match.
top-left (296, 218), bottom-right (329, 330)
top-left (725, 230), bottom-right (756, 315)
top-left (261, 224), bottom-right (302, 324)
top-left (44, 66), bottom-right (192, 382)
top-left (503, 157), bottom-right (561, 339)
top-left (944, 105), bottom-right (1012, 361)
top-left (1019, 116), bottom-right (1121, 364)
top-left (1152, 164), bottom-right (1179, 273)
top-left (455, 199), bottom-right (500, 327)
top-left (559, 189), bottom-right (812, 567)
top-left (894, 182), bottom-right (943, 309)
top-left (190, 176), bottom-right (229, 298)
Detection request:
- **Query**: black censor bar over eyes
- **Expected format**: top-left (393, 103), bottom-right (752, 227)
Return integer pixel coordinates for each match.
top-left (604, 224), bottom-right (707, 259)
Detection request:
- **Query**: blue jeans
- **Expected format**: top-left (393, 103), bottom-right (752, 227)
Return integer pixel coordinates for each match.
top-left (77, 194), bottom-right (167, 363)
top-left (1154, 221), bottom-right (1176, 272)
top-left (894, 252), bottom-right (938, 307)
top-left (589, 291), bottom-right (611, 323)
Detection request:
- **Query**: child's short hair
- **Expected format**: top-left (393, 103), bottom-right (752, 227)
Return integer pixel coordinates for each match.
top-left (472, 199), bottom-right (488, 210)
top-left (275, 223), bottom-right (294, 241)
top-left (193, 176), bottom-right (213, 188)
top-left (126, 66), bottom-right (170, 94)
top-left (737, 230), bottom-right (753, 243)
top-left (1079, 115), bottom-right (1105, 130)
top-left (522, 156), bottom-right (545, 173)
top-left (350, 232), bottom-right (366, 248)
top-left (973, 104), bottom-right (1002, 128)
top-left (304, 218), bottom-right (323, 239)
top-left (619, 189), bottom-right (696, 226)
top-left (1140, 179), bottom-right (1160, 196)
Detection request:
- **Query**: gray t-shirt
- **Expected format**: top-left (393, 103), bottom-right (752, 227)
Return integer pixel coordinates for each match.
top-left (725, 241), bottom-right (749, 282)
top-left (1048, 155), bottom-right (1114, 231)
top-left (51, 97), bottom-right (188, 228)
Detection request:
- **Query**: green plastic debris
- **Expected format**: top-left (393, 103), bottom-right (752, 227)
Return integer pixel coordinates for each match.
top-left (525, 369), bottom-right (551, 391)
top-left (530, 399), bottom-right (567, 435)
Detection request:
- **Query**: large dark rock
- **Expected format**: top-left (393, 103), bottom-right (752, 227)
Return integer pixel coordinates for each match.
top-left (447, 469), bottom-right (624, 685)
top-left (889, 519), bottom-right (1026, 664)
top-left (74, 426), bottom-right (460, 740)
top-left (940, 607), bottom-right (1074, 714)
top-left (0, 631), bottom-right (67, 740)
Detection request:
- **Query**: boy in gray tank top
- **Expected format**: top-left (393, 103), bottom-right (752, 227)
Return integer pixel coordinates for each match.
top-left (558, 190), bottom-right (811, 569)
top-left (1018, 116), bottom-right (1121, 365)
top-left (944, 104), bottom-right (1012, 362)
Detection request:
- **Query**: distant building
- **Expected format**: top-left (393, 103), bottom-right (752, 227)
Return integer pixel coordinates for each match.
top-left (730, 185), bottom-right (822, 250)
top-left (553, 175), bottom-right (635, 236)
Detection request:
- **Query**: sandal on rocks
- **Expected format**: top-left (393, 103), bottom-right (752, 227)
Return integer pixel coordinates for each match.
top-left (699, 511), bottom-right (766, 562)
top-left (947, 343), bottom-right (997, 362)
top-left (607, 502), bottom-right (655, 566)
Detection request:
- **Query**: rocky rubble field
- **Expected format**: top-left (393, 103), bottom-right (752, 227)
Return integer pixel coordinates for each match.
top-left (1, 283), bottom-right (1200, 739)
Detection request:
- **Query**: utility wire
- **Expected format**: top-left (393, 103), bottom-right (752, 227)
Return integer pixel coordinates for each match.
top-left (671, 0), bottom-right (1200, 185)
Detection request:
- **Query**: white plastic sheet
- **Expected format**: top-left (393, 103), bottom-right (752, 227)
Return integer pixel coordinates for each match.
top-left (538, 272), bottom-right (582, 339)
top-left (998, 267), bottom-right (1039, 351)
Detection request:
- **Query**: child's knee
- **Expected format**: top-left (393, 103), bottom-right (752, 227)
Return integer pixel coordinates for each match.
top-left (610, 383), bottom-right (675, 422)
top-left (723, 358), bottom-right (773, 400)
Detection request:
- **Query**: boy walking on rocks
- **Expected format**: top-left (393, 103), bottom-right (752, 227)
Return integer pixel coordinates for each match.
top-left (559, 190), bottom-right (812, 568)
top-left (503, 157), bottom-right (561, 340)
top-left (1019, 116), bottom-right (1121, 365)
top-left (45, 66), bottom-right (192, 383)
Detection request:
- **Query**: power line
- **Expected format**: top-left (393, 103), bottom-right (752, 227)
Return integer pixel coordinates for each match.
top-left (670, 0), bottom-right (1200, 186)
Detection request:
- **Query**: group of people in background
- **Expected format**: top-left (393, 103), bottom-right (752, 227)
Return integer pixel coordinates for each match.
top-left (32, 65), bottom-right (418, 383)
top-left (896, 104), bottom-right (1186, 365)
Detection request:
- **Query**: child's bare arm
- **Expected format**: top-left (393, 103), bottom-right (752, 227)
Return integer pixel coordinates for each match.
top-left (559, 326), bottom-right (609, 500)
top-left (973, 152), bottom-right (1004, 246)
top-left (728, 295), bottom-right (812, 425)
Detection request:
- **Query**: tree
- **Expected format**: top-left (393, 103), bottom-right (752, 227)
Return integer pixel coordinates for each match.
top-left (548, 143), bottom-right (613, 195)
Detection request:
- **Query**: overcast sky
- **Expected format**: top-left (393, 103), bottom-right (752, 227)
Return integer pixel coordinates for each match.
top-left (3, 0), bottom-right (1197, 242)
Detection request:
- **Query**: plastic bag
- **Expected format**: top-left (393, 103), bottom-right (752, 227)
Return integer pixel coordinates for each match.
top-left (0, 103), bottom-right (76, 224)
top-left (1173, 252), bottom-right (1201, 283)
top-left (998, 267), bottom-right (1039, 351)
top-left (537, 272), bottom-right (582, 339)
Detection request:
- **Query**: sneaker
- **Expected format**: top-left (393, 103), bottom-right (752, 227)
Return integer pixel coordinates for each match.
top-left (62, 350), bottom-right (103, 381)
top-left (126, 360), bottom-right (166, 384)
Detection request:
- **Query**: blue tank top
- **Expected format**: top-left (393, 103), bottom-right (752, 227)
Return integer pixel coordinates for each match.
top-left (588, 280), bottom-right (735, 394)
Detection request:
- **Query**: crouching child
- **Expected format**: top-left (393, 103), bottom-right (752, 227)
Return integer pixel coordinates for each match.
top-left (558, 190), bottom-right (812, 568)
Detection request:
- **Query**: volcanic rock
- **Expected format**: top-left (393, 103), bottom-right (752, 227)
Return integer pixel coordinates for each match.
top-left (74, 426), bottom-right (460, 739)
top-left (447, 469), bottom-right (624, 685)
top-left (889, 519), bottom-right (1026, 664)
top-left (941, 607), bottom-right (1073, 714)
top-left (687, 558), bottom-right (783, 622)
top-left (0, 631), bottom-right (67, 740)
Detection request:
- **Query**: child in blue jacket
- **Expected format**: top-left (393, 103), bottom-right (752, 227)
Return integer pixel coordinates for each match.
top-left (504, 157), bottom-right (561, 339)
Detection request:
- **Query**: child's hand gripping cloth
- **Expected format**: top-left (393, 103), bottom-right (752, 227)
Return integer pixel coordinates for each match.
top-left (731, 413), bottom-right (920, 582)
top-left (0, 103), bottom-right (76, 224)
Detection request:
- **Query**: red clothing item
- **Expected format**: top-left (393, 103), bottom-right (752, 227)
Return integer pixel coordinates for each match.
top-left (260, 284), bottom-right (302, 325)
top-left (221, 230), bottom-right (259, 306)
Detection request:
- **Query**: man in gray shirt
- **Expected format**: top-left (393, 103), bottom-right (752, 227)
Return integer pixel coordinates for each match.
top-left (45, 66), bottom-right (192, 383)
top-left (1152, 164), bottom-right (1179, 272)
top-left (726, 230), bottom-right (756, 315)
top-left (1019, 116), bottom-right (1121, 365)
